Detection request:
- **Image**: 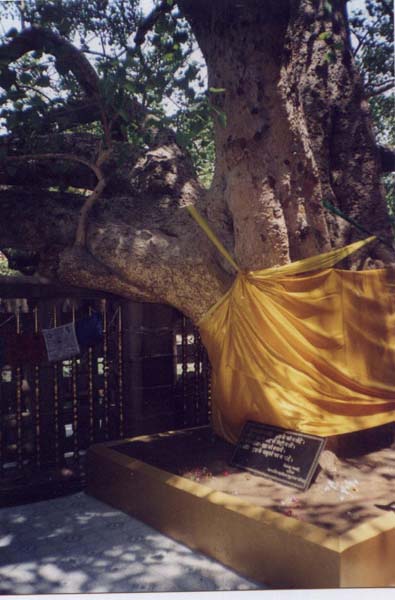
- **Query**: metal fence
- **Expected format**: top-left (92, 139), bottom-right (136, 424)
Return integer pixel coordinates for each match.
top-left (0, 282), bottom-right (210, 504)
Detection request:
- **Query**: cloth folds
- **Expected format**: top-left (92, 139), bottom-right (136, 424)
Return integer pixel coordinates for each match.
top-left (198, 238), bottom-right (395, 442)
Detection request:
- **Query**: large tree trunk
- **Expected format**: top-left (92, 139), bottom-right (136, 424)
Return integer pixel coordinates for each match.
top-left (180, 0), bottom-right (394, 270)
top-left (0, 0), bottom-right (394, 322)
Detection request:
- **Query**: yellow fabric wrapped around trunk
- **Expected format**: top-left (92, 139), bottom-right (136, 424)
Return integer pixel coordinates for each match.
top-left (197, 236), bottom-right (395, 443)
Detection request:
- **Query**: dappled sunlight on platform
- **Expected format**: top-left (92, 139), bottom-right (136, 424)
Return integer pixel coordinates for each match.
top-left (87, 427), bottom-right (395, 588)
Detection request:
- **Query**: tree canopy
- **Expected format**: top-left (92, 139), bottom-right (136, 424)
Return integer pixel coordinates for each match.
top-left (0, 1), bottom-right (392, 185)
top-left (0, 0), bottom-right (216, 184)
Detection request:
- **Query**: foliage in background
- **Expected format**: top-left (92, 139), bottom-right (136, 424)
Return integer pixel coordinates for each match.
top-left (0, 0), bottom-right (215, 184)
top-left (0, 252), bottom-right (17, 276)
top-left (349, 0), bottom-right (394, 214)
top-left (350, 0), bottom-right (394, 141)
top-left (0, 0), bottom-right (393, 195)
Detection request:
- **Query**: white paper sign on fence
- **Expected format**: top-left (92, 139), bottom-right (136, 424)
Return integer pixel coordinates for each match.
top-left (42, 322), bottom-right (80, 362)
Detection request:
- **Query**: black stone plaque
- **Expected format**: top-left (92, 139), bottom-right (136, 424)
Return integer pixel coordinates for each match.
top-left (230, 421), bottom-right (326, 490)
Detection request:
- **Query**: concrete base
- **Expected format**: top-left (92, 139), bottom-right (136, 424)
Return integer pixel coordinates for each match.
top-left (86, 429), bottom-right (395, 589)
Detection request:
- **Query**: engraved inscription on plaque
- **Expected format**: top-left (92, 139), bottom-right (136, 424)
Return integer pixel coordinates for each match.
top-left (230, 421), bottom-right (326, 490)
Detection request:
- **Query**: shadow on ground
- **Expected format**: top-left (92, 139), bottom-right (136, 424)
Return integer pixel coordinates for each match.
top-left (0, 491), bottom-right (261, 594)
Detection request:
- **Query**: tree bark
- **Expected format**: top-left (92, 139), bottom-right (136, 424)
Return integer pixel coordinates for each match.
top-left (180, 0), bottom-right (394, 270)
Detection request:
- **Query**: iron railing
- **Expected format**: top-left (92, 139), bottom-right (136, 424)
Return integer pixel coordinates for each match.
top-left (0, 282), bottom-right (210, 504)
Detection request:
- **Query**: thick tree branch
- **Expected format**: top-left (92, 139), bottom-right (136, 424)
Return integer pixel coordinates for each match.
top-left (0, 131), bottom-right (162, 196)
top-left (2, 131), bottom-right (106, 160)
top-left (0, 26), bottom-right (100, 97)
top-left (0, 135), bottom-right (233, 317)
top-left (134, 0), bottom-right (176, 46)
top-left (0, 159), bottom-right (96, 190)
top-left (17, 99), bottom-right (103, 134)
top-left (17, 94), bottom-right (152, 140)
top-left (0, 188), bottom-right (82, 250)
top-left (7, 152), bottom-right (103, 179)
top-left (0, 155), bottom-right (231, 321)
top-left (6, 148), bottom-right (110, 246)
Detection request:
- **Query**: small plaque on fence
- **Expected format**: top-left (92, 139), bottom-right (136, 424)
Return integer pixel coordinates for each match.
top-left (230, 421), bottom-right (326, 491)
top-left (42, 323), bottom-right (80, 362)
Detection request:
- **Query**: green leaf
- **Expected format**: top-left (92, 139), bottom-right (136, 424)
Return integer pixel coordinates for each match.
top-left (124, 80), bottom-right (136, 93)
top-left (324, 51), bottom-right (336, 64)
top-left (324, 1), bottom-right (333, 14)
top-left (209, 87), bottom-right (226, 94)
top-left (318, 32), bottom-right (332, 41)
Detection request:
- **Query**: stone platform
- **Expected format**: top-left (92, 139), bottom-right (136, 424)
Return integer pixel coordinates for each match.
top-left (86, 426), bottom-right (395, 589)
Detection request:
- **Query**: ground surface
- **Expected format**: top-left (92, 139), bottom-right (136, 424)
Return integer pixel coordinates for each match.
top-left (114, 426), bottom-right (395, 534)
top-left (0, 491), bottom-right (261, 594)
